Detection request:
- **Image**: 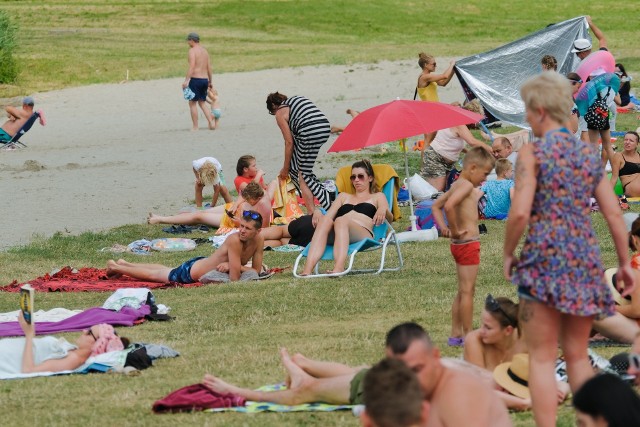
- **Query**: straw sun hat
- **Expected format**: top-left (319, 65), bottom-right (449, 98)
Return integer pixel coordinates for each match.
top-left (493, 353), bottom-right (530, 400)
top-left (604, 268), bottom-right (632, 306)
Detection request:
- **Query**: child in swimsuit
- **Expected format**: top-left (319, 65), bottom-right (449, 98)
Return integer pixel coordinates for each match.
top-left (432, 147), bottom-right (495, 347)
top-left (207, 87), bottom-right (222, 129)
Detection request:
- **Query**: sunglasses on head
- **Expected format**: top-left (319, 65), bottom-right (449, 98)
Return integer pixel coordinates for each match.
top-left (570, 79), bottom-right (583, 85)
top-left (485, 294), bottom-right (516, 327)
top-left (629, 353), bottom-right (640, 371)
top-left (350, 173), bottom-right (367, 181)
top-left (242, 210), bottom-right (262, 221)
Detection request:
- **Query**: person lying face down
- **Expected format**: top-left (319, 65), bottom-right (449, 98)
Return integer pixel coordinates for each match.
top-left (108, 212), bottom-right (264, 283)
top-left (11, 312), bottom-right (129, 374)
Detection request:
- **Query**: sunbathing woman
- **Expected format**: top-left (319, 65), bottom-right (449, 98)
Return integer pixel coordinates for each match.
top-left (0, 312), bottom-right (129, 374)
top-left (463, 294), bottom-right (569, 411)
top-left (147, 182), bottom-right (271, 229)
top-left (609, 131), bottom-right (640, 197)
top-left (300, 159), bottom-right (392, 275)
top-left (593, 215), bottom-right (640, 343)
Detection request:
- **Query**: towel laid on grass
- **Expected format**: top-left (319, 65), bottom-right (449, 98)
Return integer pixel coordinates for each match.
top-left (0, 305), bottom-right (149, 337)
top-left (2, 266), bottom-right (204, 292)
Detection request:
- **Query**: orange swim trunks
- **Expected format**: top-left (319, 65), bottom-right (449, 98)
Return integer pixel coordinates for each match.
top-left (450, 240), bottom-right (480, 266)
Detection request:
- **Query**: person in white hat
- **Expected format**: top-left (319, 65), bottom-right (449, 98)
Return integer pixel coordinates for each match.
top-left (571, 16), bottom-right (608, 61)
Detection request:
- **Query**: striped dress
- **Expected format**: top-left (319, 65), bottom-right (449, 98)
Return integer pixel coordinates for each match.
top-left (282, 96), bottom-right (331, 209)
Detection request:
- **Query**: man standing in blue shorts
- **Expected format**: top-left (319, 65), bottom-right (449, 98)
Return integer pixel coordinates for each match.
top-left (182, 32), bottom-right (215, 131)
top-left (106, 211), bottom-right (264, 283)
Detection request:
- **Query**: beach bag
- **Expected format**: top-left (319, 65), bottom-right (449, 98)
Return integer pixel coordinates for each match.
top-left (406, 174), bottom-right (438, 201)
top-left (584, 88), bottom-right (611, 130)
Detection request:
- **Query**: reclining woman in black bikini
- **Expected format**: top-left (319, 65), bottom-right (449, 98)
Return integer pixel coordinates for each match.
top-left (300, 159), bottom-right (392, 275)
top-left (610, 131), bottom-right (640, 197)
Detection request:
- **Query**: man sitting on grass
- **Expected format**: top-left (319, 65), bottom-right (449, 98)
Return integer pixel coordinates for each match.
top-left (202, 322), bottom-right (511, 427)
top-left (106, 211), bottom-right (264, 283)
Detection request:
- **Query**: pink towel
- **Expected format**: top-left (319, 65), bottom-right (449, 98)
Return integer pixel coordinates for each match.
top-left (152, 383), bottom-right (246, 413)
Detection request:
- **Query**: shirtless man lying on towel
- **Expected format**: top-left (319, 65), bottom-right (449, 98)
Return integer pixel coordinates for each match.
top-left (106, 211), bottom-right (264, 283)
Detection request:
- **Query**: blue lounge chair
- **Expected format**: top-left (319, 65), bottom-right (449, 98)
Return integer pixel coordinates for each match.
top-left (1, 111), bottom-right (41, 149)
top-left (292, 165), bottom-right (404, 278)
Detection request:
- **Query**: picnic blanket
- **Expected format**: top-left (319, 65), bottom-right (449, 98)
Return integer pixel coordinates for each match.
top-left (2, 266), bottom-right (204, 292)
top-left (0, 305), bottom-right (150, 337)
top-left (153, 382), bottom-right (353, 414)
top-left (206, 384), bottom-right (353, 413)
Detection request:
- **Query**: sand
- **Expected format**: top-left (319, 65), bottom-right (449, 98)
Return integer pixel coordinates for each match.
top-left (0, 58), bottom-right (463, 250)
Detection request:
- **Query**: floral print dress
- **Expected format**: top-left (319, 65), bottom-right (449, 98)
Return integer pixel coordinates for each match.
top-left (512, 128), bottom-right (615, 317)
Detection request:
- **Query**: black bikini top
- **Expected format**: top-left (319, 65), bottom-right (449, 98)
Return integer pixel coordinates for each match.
top-left (335, 202), bottom-right (377, 219)
top-left (619, 154), bottom-right (640, 177)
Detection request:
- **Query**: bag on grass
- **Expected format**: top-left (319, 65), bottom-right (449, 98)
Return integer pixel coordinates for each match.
top-left (584, 88), bottom-right (611, 130)
top-left (405, 174), bottom-right (438, 201)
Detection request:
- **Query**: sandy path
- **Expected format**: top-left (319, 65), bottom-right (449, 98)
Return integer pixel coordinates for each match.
top-left (0, 58), bottom-right (463, 250)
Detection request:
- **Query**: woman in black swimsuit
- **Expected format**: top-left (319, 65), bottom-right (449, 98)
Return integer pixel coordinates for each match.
top-left (610, 131), bottom-right (640, 197)
top-left (300, 159), bottom-right (393, 275)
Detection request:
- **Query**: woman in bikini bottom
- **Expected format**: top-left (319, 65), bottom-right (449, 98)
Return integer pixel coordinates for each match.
top-left (300, 160), bottom-right (393, 275)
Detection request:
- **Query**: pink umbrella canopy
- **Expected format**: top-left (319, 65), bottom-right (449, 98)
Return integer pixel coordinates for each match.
top-left (328, 99), bottom-right (484, 152)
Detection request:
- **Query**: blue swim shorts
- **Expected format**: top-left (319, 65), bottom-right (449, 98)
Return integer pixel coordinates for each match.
top-left (0, 128), bottom-right (12, 142)
top-left (188, 78), bottom-right (209, 102)
top-left (168, 256), bottom-right (206, 284)
top-left (211, 108), bottom-right (222, 119)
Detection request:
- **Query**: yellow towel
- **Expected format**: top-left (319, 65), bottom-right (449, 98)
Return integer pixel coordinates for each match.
top-left (272, 177), bottom-right (304, 224)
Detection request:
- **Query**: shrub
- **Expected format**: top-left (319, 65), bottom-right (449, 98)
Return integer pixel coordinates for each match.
top-left (0, 11), bottom-right (18, 84)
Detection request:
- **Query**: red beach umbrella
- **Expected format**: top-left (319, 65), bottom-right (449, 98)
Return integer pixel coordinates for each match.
top-left (328, 99), bottom-right (484, 152)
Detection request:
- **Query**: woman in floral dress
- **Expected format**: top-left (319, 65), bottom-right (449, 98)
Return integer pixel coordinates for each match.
top-left (503, 72), bottom-right (635, 427)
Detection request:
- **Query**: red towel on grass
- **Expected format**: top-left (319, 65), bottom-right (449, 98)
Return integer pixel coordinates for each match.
top-left (2, 266), bottom-right (204, 292)
top-left (153, 383), bottom-right (246, 413)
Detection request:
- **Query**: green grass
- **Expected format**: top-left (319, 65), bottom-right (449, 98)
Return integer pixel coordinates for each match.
top-left (1, 0), bottom-right (639, 94)
top-left (1, 2), bottom-right (640, 425)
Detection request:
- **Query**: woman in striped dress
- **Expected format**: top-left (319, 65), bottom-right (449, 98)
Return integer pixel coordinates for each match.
top-left (266, 92), bottom-right (331, 220)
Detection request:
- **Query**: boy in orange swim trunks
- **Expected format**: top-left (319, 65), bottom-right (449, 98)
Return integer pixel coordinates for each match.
top-left (433, 147), bottom-right (495, 347)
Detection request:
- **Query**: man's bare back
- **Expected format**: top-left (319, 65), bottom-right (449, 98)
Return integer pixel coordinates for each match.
top-left (428, 367), bottom-right (512, 427)
top-left (189, 44), bottom-right (211, 80)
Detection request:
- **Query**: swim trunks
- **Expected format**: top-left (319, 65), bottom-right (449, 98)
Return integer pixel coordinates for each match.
top-left (0, 128), bottom-right (13, 142)
top-left (211, 108), bottom-right (222, 119)
top-left (188, 78), bottom-right (209, 102)
top-left (168, 256), bottom-right (206, 283)
top-left (450, 240), bottom-right (480, 266)
top-left (349, 369), bottom-right (369, 405)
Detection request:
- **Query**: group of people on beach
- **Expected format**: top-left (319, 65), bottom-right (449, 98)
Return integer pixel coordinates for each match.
top-left (8, 15), bottom-right (640, 427)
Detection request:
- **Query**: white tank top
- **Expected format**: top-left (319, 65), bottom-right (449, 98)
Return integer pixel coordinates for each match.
top-left (431, 127), bottom-right (465, 162)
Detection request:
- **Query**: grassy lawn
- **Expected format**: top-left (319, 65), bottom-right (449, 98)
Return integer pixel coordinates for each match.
top-left (1, 0), bottom-right (638, 94)
top-left (1, 2), bottom-right (640, 426)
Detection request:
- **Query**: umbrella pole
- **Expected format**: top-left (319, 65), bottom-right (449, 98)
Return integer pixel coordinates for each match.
top-left (396, 139), bottom-right (438, 243)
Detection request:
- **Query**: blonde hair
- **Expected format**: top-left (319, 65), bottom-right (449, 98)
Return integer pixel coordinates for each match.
top-left (418, 52), bottom-right (434, 69)
top-left (495, 158), bottom-right (513, 177)
top-left (520, 73), bottom-right (573, 124)
top-left (198, 161), bottom-right (219, 186)
top-left (463, 146), bottom-right (495, 170)
top-left (463, 99), bottom-right (484, 115)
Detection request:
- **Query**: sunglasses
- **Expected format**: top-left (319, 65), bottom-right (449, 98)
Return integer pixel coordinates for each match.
top-left (86, 329), bottom-right (97, 341)
top-left (485, 294), bottom-right (516, 327)
top-left (350, 173), bottom-right (367, 181)
top-left (242, 210), bottom-right (262, 221)
top-left (629, 353), bottom-right (640, 371)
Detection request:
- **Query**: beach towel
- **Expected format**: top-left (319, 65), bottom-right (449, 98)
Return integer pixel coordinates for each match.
top-left (1, 266), bottom-right (204, 292)
top-left (205, 383), bottom-right (354, 413)
top-left (0, 305), bottom-right (150, 337)
top-left (272, 177), bottom-right (304, 225)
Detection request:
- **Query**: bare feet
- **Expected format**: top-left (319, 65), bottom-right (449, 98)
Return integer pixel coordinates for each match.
top-left (330, 126), bottom-right (343, 134)
top-left (202, 373), bottom-right (239, 395)
top-left (191, 127), bottom-right (198, 131)
top-left (147, 212), bottom-right (160, 225)
top-left (280, 348), bottom-right (312, 391)
top-left (106, 260), bottom-right (123, 279)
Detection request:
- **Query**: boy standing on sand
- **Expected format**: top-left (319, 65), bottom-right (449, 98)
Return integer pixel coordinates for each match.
top-left (432, 147), bottom-right (495, 347)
